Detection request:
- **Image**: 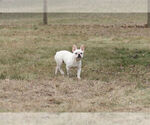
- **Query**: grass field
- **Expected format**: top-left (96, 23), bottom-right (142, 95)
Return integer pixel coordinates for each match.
top-left (0, 13), bottom-right (150, 112)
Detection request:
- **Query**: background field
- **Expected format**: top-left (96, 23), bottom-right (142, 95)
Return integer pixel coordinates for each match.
top-left (0, 13), bottom-right (150, 112)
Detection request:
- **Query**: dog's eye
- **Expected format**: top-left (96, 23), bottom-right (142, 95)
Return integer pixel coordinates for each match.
top-left (80, 53), bottom-right (83, 55)
top-left (75, 52), bottom-right (77, 55)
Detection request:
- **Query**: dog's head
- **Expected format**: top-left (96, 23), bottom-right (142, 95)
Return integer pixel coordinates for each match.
top-left (72, 45), bottom-right (85, 61)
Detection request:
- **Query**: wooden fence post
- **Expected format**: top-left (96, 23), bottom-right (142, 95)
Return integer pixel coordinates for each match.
top-left (148, 0), bottom-right (150, 27)
top-left (43, 0), bottom-right (48, 25)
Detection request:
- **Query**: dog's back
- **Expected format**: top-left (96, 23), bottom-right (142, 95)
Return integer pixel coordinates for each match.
top-left (55, 50), bottom-right (72, 65)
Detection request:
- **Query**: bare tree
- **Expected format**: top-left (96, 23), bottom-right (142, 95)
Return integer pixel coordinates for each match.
top-left (43, 0), bottom-right (48, 25)
top-left (148, 0), bottom-right (150, 27)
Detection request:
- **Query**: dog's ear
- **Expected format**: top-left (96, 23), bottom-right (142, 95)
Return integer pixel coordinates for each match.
top-left (80, 45), bottom-right (85, 51)
top-left (72, 45), bottom-right (77, 52)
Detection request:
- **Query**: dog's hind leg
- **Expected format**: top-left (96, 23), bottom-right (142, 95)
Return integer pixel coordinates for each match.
top-left (55, 66), bottom-right (59, 75)
top-left (57, 63), bottom-right (64, 75)
top-left (55, 65), bottom-right (64, 75)
top-left (55, 53), bottom-right (65, 75)
top-left (55, 62), bottom-right (64, 75)
top-left (66, 66), bottom-right (70, 77)
top-left (59, 67), bottom-right (64, 75)
top-left (55, 60), bottom-right (64, 75)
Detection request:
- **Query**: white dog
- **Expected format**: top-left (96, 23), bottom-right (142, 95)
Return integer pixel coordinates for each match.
top-left (54, 45), bottom-right (85, 79)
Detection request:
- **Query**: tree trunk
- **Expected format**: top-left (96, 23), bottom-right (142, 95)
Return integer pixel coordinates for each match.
top-left (43, 0), bottom-right (48, 25)
top-left (148, 0), bottom-right (150, 27)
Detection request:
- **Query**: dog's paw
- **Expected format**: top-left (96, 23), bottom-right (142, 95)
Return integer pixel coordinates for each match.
top-left (77, 77), bottom-right (81, 80)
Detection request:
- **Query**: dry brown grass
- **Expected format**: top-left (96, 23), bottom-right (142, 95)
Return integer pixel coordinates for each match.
top-left (0, 77), bottom-right (150, 112)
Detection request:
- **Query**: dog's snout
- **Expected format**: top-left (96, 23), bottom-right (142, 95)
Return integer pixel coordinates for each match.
top-left (78, 54), bottom-right (81, 58)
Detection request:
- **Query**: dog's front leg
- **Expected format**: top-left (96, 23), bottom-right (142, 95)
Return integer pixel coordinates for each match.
top-left (77, 67), bottom-right (81, 80)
